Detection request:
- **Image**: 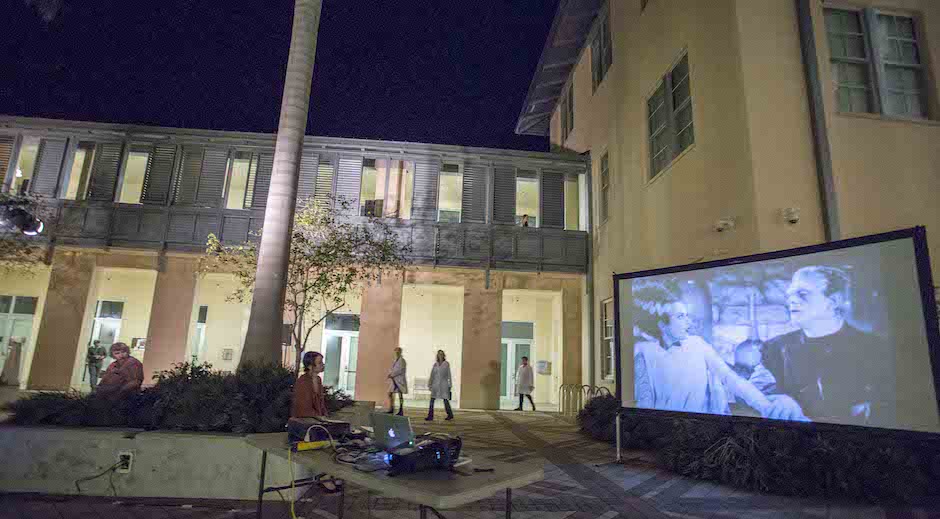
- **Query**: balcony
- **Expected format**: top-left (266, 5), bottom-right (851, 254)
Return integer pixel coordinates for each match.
top-left (40, 201), bottom-right (589, 274)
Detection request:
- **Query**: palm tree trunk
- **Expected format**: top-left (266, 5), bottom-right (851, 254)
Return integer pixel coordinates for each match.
top-left (241, 0), bottom-right (323, 365)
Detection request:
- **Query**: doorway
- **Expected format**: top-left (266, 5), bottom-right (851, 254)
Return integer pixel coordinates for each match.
top-left (0, 295), bottom-right (38, 386)
top-left (321, 314), bottom-right (359, 398)
top-left (89, 301), bottom-right (123, 373)
top-left (500, 321), bottom-right (534, 409)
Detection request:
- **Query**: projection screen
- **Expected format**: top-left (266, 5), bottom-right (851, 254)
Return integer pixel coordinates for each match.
top-left (614, 228), bottom-right (940, 433)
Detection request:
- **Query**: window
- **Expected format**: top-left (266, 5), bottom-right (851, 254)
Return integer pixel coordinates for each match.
top-left (359, 159), bottom-right (415, 219)
top-left (197, 305), bottom-right (208, 324)
top-left (438, 163), bottom-right (463, 223)
top-left (600, 153), bottom-right (610, 223)
top-left (64, 142), bottom-right (96, 200)
top-left (0, 295), bottom-right (37, 315)
top-left (564, 175), bottom-right (580, 231)
top-left (561, 84), bottom-right (574, 142)
top-left (825, 8), bottom-right (928, 119)
top-left (96, 301), bottom-right (124, 319)
top-left (648, 53), bottom-right (694, 178)
top-left (118, 148), bottom-right (150, 204)
top-left (602, 299), bottom-right (615, 380)
top-left (10, 136), bottom-right (40, 194)
top-left (591, 13), bottom-right (613, 91)
top-left (515, 172), bottom-right (539, 227)
top-left (224, 151), bottom-right (259, 210)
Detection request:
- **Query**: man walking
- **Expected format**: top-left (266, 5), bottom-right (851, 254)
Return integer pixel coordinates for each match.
top-left (514, 356), bottom-right (536, 411)
top-left (85, 340), bottom-right (107, 390)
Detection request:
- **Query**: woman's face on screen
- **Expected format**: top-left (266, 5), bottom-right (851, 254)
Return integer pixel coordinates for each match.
top-left (660, 302), bottom-right (692, 342)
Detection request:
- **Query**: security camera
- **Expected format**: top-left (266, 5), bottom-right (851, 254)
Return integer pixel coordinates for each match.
top-left (782, 207), bottom-right (801, 225)
top-left (714, 217), bottom-right (736, 233)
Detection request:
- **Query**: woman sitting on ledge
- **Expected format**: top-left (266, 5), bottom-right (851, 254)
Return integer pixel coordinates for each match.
top-left (96, 342), bottom-right (144, 400)
top-left (292, 351), bottom-right (328, 418)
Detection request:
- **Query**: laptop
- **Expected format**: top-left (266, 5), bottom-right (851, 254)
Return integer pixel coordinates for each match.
top-left (369, 413), bottom-right (415, 451)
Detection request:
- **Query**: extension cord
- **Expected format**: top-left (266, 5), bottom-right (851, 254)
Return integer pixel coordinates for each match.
top-left (293, 440), bottom-right (331, 452)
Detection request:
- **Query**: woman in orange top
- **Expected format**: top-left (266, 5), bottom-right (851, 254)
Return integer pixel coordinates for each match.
top-left (292, 351), bottom-right (328, 418)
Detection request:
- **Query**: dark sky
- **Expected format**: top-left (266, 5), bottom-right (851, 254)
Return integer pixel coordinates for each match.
top-left (0, 0), bottom-right (558, 151)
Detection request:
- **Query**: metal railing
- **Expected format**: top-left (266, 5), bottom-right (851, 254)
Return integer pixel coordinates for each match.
top-left (558, 384), bottom-right (611, 416)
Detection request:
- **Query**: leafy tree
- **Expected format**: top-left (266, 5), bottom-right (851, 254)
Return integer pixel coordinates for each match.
top-left (205, 198), bottom-right (411, 369)
top-left (0, 193), bottom-right (45, 276)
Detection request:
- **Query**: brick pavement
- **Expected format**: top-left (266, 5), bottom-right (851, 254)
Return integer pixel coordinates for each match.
top-left (3, 409), bottom-right (940, 518)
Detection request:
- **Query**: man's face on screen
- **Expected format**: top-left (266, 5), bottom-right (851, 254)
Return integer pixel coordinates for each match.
top-left (786, 271), bottom-right (838, 327)
top-left (660, 302), bottom-right (692, 343)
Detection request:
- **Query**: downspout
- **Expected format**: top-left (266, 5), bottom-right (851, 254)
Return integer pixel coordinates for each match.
top-left (583, 151), bottom-right (596, 385)
top-left (795, 0), bottom-right (841, 241)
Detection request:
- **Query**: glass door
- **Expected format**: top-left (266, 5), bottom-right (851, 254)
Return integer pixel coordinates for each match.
top-left (322, 330), bottom-right (358, 398)
top-left (500, 339), bottom-right (532, 399)
top-left (0, 296), bottom-right (38, 387)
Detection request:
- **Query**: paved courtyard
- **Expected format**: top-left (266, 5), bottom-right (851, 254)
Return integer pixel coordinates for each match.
top-left (2, 409), bottom-right (939, 518)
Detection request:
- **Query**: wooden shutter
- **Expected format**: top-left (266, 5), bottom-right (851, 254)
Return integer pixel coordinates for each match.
top-left (0, 136), bottom-right (13, 183)
top-left (335, 156), bottom-right (363, 216)
top-left (313, 156), bottom-right (335, 211)
top-left (540, 170), bottom-right (565, 229)
top-left (194, 148), bottom-right (228, 208)
top-left (86, 142), bottom-right (124, 201)
top-left (31, 138), bottom-right (68, 197)
top-left (173, 146), bottom-right (203, 206)
top-left (250, 152), bottom-right (275, 210)
top-left (492, 164), bottom-right (516, 224)
top-left (461, 161), bottom-right (488, 224)
top-left (296, 149), bottom-right (319, 207)
top-left (411, 159), bottom-right (439, 221)
top-left (141, 144), bottom-right (177, 205)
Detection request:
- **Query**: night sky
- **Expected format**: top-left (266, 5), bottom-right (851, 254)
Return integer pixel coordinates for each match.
top-left (1, 0), bottom-right (558, 151)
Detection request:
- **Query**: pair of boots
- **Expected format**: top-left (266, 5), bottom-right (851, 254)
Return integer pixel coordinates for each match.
top-left (514, 394), bottom-right (536, 411)
top-left (386, 392), bottom-right (404, 416)
top-left (425, 398), bottom-right (454, 421)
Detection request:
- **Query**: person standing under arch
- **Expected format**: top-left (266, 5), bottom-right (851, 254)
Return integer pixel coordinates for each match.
top-left (426, 350), bottom-right (454, 421)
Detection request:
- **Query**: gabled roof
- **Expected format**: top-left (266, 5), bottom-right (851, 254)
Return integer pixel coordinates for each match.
top-left (515, 0), bottom-right (605, 136)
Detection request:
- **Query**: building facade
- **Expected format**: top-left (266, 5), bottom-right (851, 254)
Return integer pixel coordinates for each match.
top-left (0, 116), bottom-right (590, 410)
top-left (516, 0), bottom-right (940, 397)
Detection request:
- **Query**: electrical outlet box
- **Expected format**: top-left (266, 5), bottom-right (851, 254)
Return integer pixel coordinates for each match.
top-left (117, 451), bottom-right (134, 474)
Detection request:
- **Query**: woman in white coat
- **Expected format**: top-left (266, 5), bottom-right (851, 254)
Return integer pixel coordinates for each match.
top-left (386, 347), bottom-right (408, 416)
top-left (426, 350), bottom-right (454, 421)
top-left (514, 356), bottom-right (536, 411)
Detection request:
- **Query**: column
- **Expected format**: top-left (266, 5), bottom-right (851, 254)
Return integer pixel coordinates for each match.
top-left (27, 250), bottom-right (95, 390)
top-left (144, 256), bottom-right (199, 382)
top-left (562, 279), bottom-right (584, 385)
top-left (460, 278), bottom-right (503, 410)
top-left (355, 275), bottom-right (404, 405)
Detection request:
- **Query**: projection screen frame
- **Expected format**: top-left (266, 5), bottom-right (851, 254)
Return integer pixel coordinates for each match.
top-left (612, 226), bottom-right (940, 436)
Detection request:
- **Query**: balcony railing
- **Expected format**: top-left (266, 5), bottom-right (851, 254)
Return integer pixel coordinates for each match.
top-left (39, 201), bottom-right (588, 273)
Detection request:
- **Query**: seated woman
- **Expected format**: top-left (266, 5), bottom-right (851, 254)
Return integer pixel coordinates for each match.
top-left (96, 342), bottom-right (144, 400)
top-left (292, 351), bottom-right (328, 418)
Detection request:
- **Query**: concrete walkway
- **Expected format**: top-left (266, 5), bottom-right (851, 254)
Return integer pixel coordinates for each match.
top-left (2, 409), bottom-right (938, 518)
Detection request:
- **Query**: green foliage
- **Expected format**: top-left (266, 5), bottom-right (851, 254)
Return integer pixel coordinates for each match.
top-left (0, 193), bottom-right (45, 276)
top-left (204, 197), bottom-right (411, 367)
top-left (578, 395), bottom-right (940, 503)
top-left (5, 362), bottom-right (354, 434)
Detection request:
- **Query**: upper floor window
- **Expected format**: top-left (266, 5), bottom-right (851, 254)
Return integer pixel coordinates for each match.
top-left (561, 85), bottom-right (574, 143)
top-left (515, 171), bottom-right (539, 228)
top-left (10, 136), bottom-right (40, 195)
top-left (438, 163), bottom-right (463, 223)
top-left (118, 147), bottom-right (151, 204)
top-left (648, 53), bottom-right (694, 178)
top-left (64, 141), bottom-right (96, 200)
top-left (591, 13), bottom-right (613, 91)
top-left (564, 175), bottom-right (580, 231)
top-left (359, 158), bottom-right (415, 219)
top-left (825, 8), bottom-right (928, 119)
top-left (224, 151), bottom-right (259, 210)
top-left (601, 299), bottom-right (615, 380)
top-left (600, 153), bottom-right (610, 223)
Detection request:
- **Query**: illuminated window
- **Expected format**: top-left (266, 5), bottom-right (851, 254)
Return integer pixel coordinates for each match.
top-left (359, 159), bottom-right (414, 219)
top-left (64, 142), bottom-right (96, 200)
top-left (438, 163), bottom-right (463, 223)
top-left (515, 172), bottom-right (539, 228)
top-left (648, 53), bottom-right (694, 178)
top-left (10, 136), bottom-right (40, 194)
top-left (224, 151), bottom-right (258, 210)
top-left (602, 299), bottom-right (615, 380)
top-left (118, 149), bottom-right (150, 204)
top-left (564, 175), bottom-right (580, 231)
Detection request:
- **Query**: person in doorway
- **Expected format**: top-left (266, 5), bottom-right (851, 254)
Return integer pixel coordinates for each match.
top-left (95, 342), bottom-right (144, 400)
top-left (426, 350), bottom-right (454, 421)
top-left (292, 351), bottom-right (328, 418)
top-left (521, 214), bottom-right (530, 228)
top-left (514, 356), bottom-right (536, 411)
top-left (386, 347), bottom-right (408, 416)
top-left (85, 340), bottom-right (107, 390)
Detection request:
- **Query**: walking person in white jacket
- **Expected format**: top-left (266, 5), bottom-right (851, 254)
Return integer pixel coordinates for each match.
top-left (426, 350), bottom-right (455, 421)
top-left (386, 347), bottom-right (408, 416)
top-left (514, 356), bottom-right (536, 411)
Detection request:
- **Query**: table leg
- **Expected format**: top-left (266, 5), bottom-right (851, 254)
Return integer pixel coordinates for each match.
top-left (505, 488), bottom-right (511, 519)
top-left (419, 505), bottom-right (428, 519)
top-left (337, 480), bottom-right (345, 519)
top-left (256, 451), bottom-right (267, 519)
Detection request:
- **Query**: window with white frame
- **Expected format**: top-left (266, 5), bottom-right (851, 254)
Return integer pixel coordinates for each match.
top-left (438, 163), bottom-right (462, 223)
top-left (564, 175), bottom-right (580, 231)
top-left (591, 12), bottom-right (613, 91)
top-left (359, 158), bottom-right (415, 219)
top-left (561, 84), bottom-right (574, 143)
top-left (824, 7), bottom-right (928, 119)
top-left (602, 299), bottom-right (615, 380)
top-left (118, 147), bottom-right (151, 204)
top-left (648, 53), bottom-right (694, 178)
top-left (515, 171), bottom-right (539, 227)
top-left (600, 153), bottom-right (610, 223)
top-left (223, 151), bottom-right (259, 210)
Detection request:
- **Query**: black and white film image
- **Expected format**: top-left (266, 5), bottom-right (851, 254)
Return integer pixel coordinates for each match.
top-left (622, 239), bottom-right (940, 431)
